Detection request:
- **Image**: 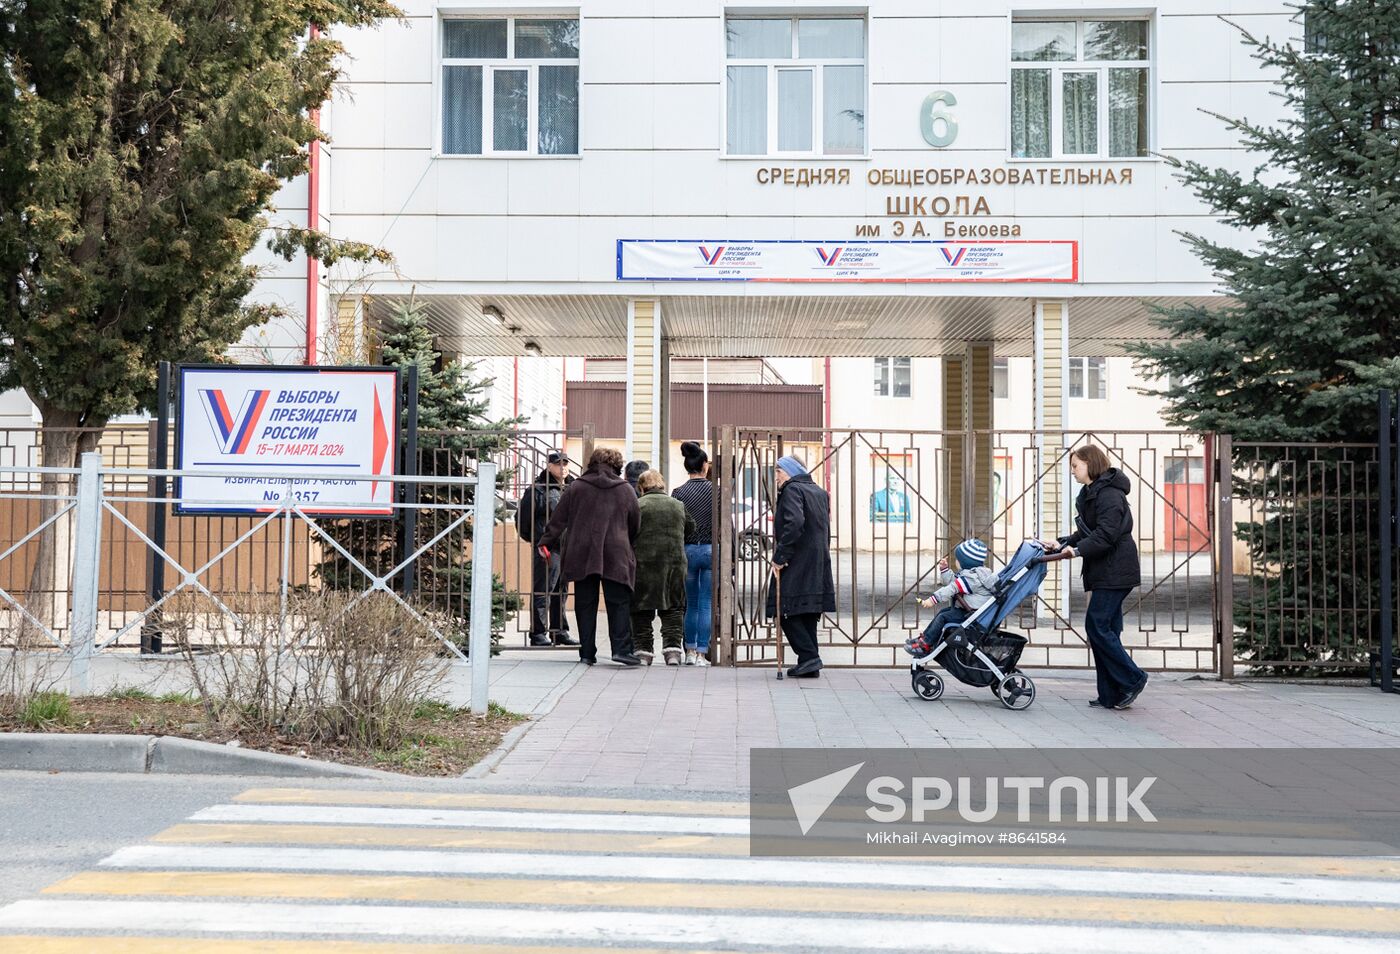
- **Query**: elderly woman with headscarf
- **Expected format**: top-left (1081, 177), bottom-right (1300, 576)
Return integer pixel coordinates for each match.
top-left (765, 454), bottom-right (836, 678)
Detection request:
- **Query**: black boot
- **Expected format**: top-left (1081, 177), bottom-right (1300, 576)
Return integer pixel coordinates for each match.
top-left (786, 658), bottom-right (823, 678)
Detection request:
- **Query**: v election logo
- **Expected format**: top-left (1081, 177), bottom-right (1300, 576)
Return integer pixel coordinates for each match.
top-left (815, 247), bottom-right (843, 266)
top-left (939, 246), bottom-right (968, 266)
top-left (200, 388), bottom-right (270, 455)
top-left (697, 245), bottom-right (725, 265)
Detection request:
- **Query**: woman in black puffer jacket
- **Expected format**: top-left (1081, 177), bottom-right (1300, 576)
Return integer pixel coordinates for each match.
top-left (1042, 445), bottom-right (1147, 710)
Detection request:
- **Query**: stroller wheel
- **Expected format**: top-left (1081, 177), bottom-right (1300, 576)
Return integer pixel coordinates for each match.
top-left (912, 671), bottom-right (944, 701)
top-left (997, 673), bottom-right (1035, 710)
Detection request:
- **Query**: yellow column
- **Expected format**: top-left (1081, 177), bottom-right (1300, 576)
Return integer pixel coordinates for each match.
top-left (966, 342), bottom-right (994, 536)
top-left (626, 300), bottom-right (661, 465)
top-left (941, 353), bottom-right (965, 549)
top-left (331, 297), bottom-right (363, 363)
top-left (1035, 301), bottom-right (1071, 617)
top-left (657, 338), bottom-right (671, 484)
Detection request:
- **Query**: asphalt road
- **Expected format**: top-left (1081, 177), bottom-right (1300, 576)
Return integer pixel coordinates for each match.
top-left (2, 769), bottom-right (1397, 951)
top-left (0, 772), bottom-right (252, 907)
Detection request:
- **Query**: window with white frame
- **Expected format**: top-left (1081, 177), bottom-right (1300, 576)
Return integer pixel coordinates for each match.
top-left (1068, 357), bottom-right (1107, 399)
top-left (993, 357), bottom-right (1009, 399)
top-left (725, 16), bottom-right (866, 156)
top-left (874, 357), bottom-right (911, 398)
top-left (1010, 18), bottom-right (1150, 159)
top-left (440, 17), bottom-right (579, 156)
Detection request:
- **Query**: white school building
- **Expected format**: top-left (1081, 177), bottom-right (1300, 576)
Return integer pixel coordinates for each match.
top-left (2, 1), bottom-right (1289, 563)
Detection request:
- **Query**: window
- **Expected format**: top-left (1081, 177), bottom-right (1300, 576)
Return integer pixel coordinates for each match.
top-left (874, 357), bottom-right (911, 398)
top-left (993, 357), bottom-right (1009, 399)
top-left (725, 16), bottom-right (866, 156)
top-left (440, 17), bottom-right (579, 155)
top-left (1010, 19), bottom-right (1150, 159)
top-left (1164, 457), bottom-right (1205, 484)
top-left (1068, 357), bottom-right (1107, 399)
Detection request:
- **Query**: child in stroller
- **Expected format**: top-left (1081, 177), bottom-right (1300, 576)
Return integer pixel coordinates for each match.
top-left (904, 538), bottom-right (997, 659)
top-left (907, 539), bottom-right (1049, 710)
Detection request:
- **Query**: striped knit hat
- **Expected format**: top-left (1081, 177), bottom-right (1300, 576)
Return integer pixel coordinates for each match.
top-left (954, 538), bottom-right (989, 568)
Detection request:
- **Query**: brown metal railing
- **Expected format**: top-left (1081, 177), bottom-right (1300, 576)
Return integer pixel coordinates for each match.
top-left (717, 426), bottom-right (1219, 672)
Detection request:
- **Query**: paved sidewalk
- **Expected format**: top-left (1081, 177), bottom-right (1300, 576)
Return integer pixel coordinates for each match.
top-left (13, 648), bottom-right (583, 718)
top-left (485, 664), bottom-right (1400, 791)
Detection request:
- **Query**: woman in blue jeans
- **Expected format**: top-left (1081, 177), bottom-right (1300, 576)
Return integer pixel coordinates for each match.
top-left (672, 441), bottom-right (714, 666)
top-left (1042, 445), bottom-right (1148, 710)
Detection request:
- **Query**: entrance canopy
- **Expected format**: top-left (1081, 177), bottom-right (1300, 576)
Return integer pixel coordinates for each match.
top-left (365, 293), bottom-right (1217, 359)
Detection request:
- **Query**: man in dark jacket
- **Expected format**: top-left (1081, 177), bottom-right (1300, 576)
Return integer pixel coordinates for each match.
top-left (765, 455), bottom-right (836, 678)
top-left (1044, 447), bottom-right (1147, 710)
top-left (624, 459), bottom-right (650, 495)
top-left (538, 447), bottom-right (643, 667)
top-left (518, 451), bottom-right (577, 647)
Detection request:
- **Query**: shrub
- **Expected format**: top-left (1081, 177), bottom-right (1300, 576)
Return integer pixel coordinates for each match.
top-left (164, 590), bottom-right (447, 751)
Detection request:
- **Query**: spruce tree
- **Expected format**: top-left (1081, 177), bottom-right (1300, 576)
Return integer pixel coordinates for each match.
top-left (1131, 2), bottom-right (1400, 671)
top-left (317, 301), bottom-right (520, 654)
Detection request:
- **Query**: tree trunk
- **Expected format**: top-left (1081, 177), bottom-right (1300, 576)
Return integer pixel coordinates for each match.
top-left (20, 409), bottom-right (104, 647)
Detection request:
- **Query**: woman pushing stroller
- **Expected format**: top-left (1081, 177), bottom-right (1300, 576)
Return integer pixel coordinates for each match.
top-left (904, 538), bottom-right (997, 658)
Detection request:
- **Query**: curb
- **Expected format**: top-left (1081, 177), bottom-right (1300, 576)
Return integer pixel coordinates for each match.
top-left (462, 661), bottom-right (586, 779)
top-left (0, 733), bottom-right (396, 779)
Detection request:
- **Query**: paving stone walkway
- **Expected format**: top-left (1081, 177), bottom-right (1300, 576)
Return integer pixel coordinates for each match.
top-left (486, 664), bottom-right (1400, 791)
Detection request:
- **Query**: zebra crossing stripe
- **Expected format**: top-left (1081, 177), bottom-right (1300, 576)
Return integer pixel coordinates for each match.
top-left (0, 938), bottom-right (735, 954)
top-left (191, 803), bottom-right (749, 835)
top-left (150, 822), bottom-right (1400, 880)
top-left (232, 787), bottom-right (749, 817)
top-left (0, 900), bottom-right (1392, 952)
top-left (95, 844), bottom-right (1400, 906)
top-left (42, 870), bottom-right (1400, 934)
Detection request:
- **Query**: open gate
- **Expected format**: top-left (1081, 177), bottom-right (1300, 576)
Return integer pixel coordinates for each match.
top-left (715, 426), bottom-right (1220, 672)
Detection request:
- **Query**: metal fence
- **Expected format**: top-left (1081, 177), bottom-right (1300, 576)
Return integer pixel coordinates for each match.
top-left (716, 426), bottom-right (1218, 671)
top-left (1225, 441), bottom-right (1389, 675)
top-left (0, 453), bottom-right (499, 706)
top-left (0, 424), bottom-right (595, 655)
top-left (3, 423), bottom-right (1394, 676)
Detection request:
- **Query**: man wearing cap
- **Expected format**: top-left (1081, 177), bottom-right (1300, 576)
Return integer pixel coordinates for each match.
top-left (766, 454), bottom-right (836, 678)
top-left (517, 451), bottom-right (577, 647)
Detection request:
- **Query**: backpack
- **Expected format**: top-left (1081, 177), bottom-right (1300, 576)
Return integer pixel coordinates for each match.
top-left (515, 486), bottom-right (535, 541)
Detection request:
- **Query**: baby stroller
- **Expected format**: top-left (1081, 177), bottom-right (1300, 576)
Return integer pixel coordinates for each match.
top-left (909, 540), bottom-right (1049, 710)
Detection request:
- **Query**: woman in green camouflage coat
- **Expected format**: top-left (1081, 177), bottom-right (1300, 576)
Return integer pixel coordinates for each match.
top-left (631, 470), bottom-right (696, 665)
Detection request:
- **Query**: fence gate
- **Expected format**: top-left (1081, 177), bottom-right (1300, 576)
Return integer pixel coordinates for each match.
top-left (715, 426), bottom-right (1220, 672)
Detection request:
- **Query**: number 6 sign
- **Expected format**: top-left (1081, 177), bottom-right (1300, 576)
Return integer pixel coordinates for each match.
top-left (920, 90), bottom-right (958, 148)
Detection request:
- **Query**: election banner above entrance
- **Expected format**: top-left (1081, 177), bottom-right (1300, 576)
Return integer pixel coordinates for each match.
top-left (175, 366), bottom-right (399, 515)
top-left (617, 239), bottom-right (1078, 283)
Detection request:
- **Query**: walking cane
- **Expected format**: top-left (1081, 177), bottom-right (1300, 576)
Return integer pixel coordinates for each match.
top-left (774, 564), bottom-right (784, 681)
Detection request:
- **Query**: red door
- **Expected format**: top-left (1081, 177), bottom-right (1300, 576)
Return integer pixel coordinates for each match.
top-left (1164, 457), bottom-right (1208, 552)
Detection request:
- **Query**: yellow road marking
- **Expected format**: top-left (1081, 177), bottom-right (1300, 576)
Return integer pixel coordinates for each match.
top-left (43, 870), bottom-right (1400, 934)
top-left (232, 787), bottom-right (748, 817)
top-left (0, 939), bottom-right (740, 954)
top-left (152, 822), bottom-right (1400, 880)
top-left (233, 788), bottom-right (1356, 839)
